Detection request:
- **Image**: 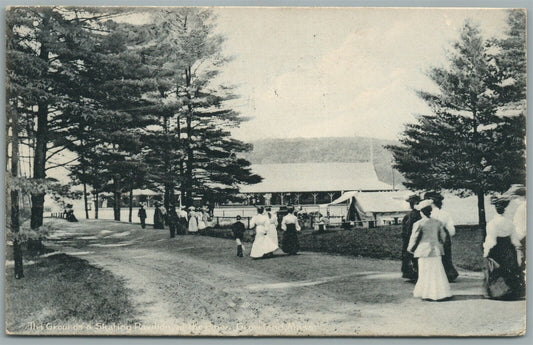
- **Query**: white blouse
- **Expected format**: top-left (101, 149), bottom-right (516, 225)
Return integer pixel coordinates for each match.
top-left (513, 201), bottom-right (526, 241)
top-left (432, 207), bottom-right (456, 236)
top-left (483, 214), bottom-right (521, 257)
top-left (281, 214), bottom-right (301, 231)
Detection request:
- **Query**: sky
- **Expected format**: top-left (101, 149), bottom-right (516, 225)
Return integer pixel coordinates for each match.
top-left (209, 7), bottom-right (510, 141)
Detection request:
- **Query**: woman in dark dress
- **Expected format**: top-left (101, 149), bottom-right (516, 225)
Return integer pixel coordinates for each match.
top-left (153, 202), bottom-right (165, 229)
top-left (281, 207), bottom-right (301, 255)
top-left (483, 198), bottom-right (523, 300)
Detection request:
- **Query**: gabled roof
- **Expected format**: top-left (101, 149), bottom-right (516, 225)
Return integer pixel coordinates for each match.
top-left (239, 162), bottom-right (393, 193)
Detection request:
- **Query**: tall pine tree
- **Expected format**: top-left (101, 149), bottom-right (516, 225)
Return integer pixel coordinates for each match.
top-left (387, 18), bottom-right (526, 231)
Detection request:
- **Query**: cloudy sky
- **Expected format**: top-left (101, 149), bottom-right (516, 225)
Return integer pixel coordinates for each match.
top-left (210, 7), bottom-right (509, 141)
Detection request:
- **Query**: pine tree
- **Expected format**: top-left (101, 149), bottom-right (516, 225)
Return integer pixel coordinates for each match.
top-left (387, 19), bottom-right (526, 231)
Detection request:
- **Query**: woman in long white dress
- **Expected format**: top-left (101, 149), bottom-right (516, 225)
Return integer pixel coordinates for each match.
top-left (265, 207), bottom-right (279, 250)
top-left (188, 206), bottom-right (199, 233)
top-left (408, 200), bottom-right (452, 301)
top-left (250, 207), bottom-right (278, 259)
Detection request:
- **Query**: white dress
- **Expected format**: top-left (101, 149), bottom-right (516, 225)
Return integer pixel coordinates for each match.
top-left (250, 214), bottom-right (278, 258)
top-left (266, 212), bottom-right (279, 249)
top-left (408, 217), bottom-right (452, 301)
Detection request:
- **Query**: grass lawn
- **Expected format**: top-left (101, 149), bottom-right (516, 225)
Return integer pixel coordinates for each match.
top-left (203, 224), bottom-right (485, 271)
top-left (5, 251), bottom-right (137, 334)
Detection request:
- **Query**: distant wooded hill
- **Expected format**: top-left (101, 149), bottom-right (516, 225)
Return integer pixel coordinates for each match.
top-left (243, 137), bottom-right (406, 187)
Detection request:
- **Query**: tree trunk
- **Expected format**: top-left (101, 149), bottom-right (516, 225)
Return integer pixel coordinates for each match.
top-left (83, 180), bottom-right (89, 219)
top-left (183, 67), bottom-right (194, 207)
top-left (477, 190), bottom-right (487, 237)
top-left (29, 20), bottom-right (50, 253)
top-left (94, 192), bottom-right (99, 219)
top-left (113, 175), bottom-right (121, 221)
top-left (163, 115), bottom-right (171, 210)
top-left (128, 183), bottom-right (133, 223)
top-left (10, 105), bottom-right (23, 279)
top-left (28, 100), bottom-right (48, 253)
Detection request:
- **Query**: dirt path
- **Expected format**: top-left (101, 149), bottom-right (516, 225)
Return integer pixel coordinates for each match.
top-left (43, 219), bottom-right (526, 336)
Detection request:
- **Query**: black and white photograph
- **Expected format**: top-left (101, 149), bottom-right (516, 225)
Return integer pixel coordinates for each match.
top-left (4, 4), bottom-right (527, 336)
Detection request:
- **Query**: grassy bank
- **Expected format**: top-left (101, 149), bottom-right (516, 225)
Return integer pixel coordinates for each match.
top-left (201, 224), bottom-right (485, 271)
top-left (5, 252), bottom-right (137, 334)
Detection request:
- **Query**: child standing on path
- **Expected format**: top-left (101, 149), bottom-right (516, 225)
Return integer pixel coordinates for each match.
top-left (232, 215), bottom-right (246, 257)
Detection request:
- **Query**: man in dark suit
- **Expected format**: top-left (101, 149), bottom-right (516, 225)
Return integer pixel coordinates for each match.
top-left (137, 205), bottom-right (147, 229)
top-left (401, 194), bottom-right (421, 281)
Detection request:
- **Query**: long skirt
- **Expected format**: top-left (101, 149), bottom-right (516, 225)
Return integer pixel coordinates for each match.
top-left (153, 210), bottom-right (165, 229)
top-left (267, 225), bottom-right (279, 249)
top-left (413, 256), bottom-right (452, 301)
top-left (401, 236), bottom-right (418, 280)
top-left (188, 217), bottom-right (198, 233)
top-left (250, 232), bottom-right (277, 258)
top-left (281, 228), bottom-right (299, 255)
top-left (484, 237), bottom-right (523, 300)
top-left (442, 232), bottom-right (458, 282)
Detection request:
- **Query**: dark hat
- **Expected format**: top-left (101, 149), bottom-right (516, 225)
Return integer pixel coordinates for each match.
top-left (492, 197), bottom-right (510, 209)
top-left (504, 184), bottom-right (526, 197)
top-left (424, 191), bottom-right (443, 201)
top-left (405, 194), bottom-right (421, 203)
top-left (236, 215), bottom-right (242, 220)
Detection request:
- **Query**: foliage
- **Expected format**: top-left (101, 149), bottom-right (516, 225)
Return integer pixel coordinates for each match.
top-left (387, 16), bottom-right (526, 227)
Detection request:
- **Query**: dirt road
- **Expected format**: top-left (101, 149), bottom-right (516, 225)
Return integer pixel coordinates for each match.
top-left (42, 219), bottom-right (525, 336)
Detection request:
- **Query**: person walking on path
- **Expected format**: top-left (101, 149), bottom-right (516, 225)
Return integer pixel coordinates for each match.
top-left (425, 192), bottom-right (458, 282)
top-left (265, 207), bottom-right (279, 250)
top-left (167, 205), bottom-right (179, 238)
top-left (177, 206), bottom-right (189, 235)
top-left (153, 202), bottom-right (166, 229)
top-left (408, 199), bottom-right (452, 301)
top-left (483, 197), bottom-right (524, 300)
top-left (188, 206), bottom-right (199, 234)
top-left (250, 207), bottom-right (278, 259)
top-left (232, 215), bottom-right (246, 257)
top-left (281, 206), bottom-right (301, 255)
top-left (401, 194), bottom-right (421, 282)
top-left (138, 205), bottom-right (147, 229)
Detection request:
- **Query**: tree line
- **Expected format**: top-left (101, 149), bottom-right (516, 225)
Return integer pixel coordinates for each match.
top-left (387, 10), bottom-right (526, 232)
top-left (6, 7), bottom-right (261, 277)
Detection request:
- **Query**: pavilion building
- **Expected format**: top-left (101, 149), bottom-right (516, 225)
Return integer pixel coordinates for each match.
top-left (238, 162), bottom-right (395, 206)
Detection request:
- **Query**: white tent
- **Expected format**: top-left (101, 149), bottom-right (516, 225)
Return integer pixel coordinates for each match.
top-left (325, 190), bottom-right (411, 224)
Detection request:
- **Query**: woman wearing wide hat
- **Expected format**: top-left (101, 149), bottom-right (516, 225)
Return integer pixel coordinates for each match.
top-left (408, 199), bottom-right (452, 301)
top-left (483, 197), bottom-right (524, 300)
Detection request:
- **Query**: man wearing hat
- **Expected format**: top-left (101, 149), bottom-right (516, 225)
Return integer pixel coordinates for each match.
top-left (424, 191), bottom-right (458, 282)
top-left (401, 194), bottom-right (421, 281)
top-left (166, 204), bottom-right (179, 238)
top-left (137, 204), bottom-right (147, 229)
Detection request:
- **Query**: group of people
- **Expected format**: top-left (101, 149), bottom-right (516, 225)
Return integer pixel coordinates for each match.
top-left (63, 204), bottom-right (78, 222)
top-left (137, 202), bottom-right (211, 238)
top-left (401, 188), bottom-right (526, 302)
top-left (231, 206), bottom-right (302, 259)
